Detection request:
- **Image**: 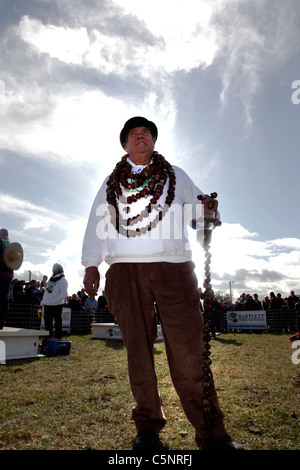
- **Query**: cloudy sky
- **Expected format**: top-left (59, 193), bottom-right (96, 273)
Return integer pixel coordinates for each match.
top-left (1, 0), bottom-right (300, 301)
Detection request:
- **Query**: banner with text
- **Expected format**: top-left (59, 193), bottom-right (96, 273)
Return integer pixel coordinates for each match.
top-left (227, 310), bottom-right (267, 329)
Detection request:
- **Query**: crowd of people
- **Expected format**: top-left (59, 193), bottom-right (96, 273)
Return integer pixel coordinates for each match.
top-left (8, 276), bottom-right (300, 316)
top-left (213, 290), bottom-right (300, 313)
top-left (8, 277), bottom-right (108, 314)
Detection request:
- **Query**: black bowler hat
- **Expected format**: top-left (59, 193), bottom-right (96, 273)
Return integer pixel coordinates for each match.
top-left (120, 116), bottom-right (158, 149)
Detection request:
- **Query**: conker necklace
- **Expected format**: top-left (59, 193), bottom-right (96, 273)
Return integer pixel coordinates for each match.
top-left (106, 151), bottom-right (176, 237)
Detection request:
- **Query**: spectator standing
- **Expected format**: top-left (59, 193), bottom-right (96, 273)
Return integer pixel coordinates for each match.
top-left (237, 293), bottom-right (246, 308)
top-left (276, 293), bottom-right (285, 309)
top-left (77, 288), bottom-right (88, 309)
top-left (288, 291), bottom-right (299, 310)
top-left (24, 279), bottom-right (42, 304)
top-left (269, 292), bottom-right (278, 310)
top-left (97, 292), bottom-right (108, 309)
top-left (245, 294), bottom-right (256, 310)
top-left (40, 275), bottom-right (48, 290)
top-left (68, 293), bottom-right (81, 313)
top-left (262, 296), bottom-right (269, 310)
top-left (42, 263), bottom-right (68, 339)
top-left (83, 294), bottom-right (98, 321)
top-left (253, 294), bottom-right (262, 310)
top-left (0, 229), bottom-right (13, 329)
top-left (12, 280), bottom-right (26, 303)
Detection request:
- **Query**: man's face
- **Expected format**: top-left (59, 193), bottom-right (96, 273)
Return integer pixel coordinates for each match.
top-left (124, 126), bottom-right (155, 164)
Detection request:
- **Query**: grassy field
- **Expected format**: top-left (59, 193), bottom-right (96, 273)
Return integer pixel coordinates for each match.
top-left (0, 332), bottom-right (299, 451)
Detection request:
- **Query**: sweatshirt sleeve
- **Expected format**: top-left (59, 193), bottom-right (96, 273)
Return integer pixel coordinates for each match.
top-left (81, 177), bottom-right (109, 269)
top-left (59, 278), bottom-right (68, 304)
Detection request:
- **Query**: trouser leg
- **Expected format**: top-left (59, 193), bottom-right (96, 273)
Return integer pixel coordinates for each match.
top-left (105, 261), bottom-right (228, 441)
top-left (105, 263), bottom-right (166, 434)
top-left (149, 261), bottom-right (228, 442)
top-left (44, 305), bottom-right (54, 338)
top-left (0, 277), bottom-right (12, 328)
top-left (53, 305), bottom-right (63, 339)
top-left (44, 305), bottom-right (63, 339)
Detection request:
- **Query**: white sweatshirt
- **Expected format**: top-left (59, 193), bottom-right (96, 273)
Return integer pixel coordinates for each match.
top-left (82, 162), bottom-right (218, 269)
top-left (42, 276), bottom-right (68, 306)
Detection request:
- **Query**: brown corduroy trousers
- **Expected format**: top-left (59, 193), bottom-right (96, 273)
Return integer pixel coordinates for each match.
top-left (104, 261), bottom-right (228, 442)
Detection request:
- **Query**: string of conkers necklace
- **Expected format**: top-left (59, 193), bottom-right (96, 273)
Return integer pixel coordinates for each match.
top-left (106, 151), bottom-right (176, 237)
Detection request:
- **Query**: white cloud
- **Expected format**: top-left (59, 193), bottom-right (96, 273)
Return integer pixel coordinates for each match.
top-left (16, 2), bottom-right (218, 77)
top-left (189, 223), bottom-right (300, 299)
top-left (0, 79), bottom-right (177, 168)
top-left (214, 222), bottom-right (258, 240)
top-left (114, 0), bottom-right (218, 72)
top-left (2, 13), bottom-right (179, 166)
top-left (269, 238), bottom-right (300, 250)
top-left (212, 0), bottom-right (300, 127)
top-left (0, 193), bottom-right (68, 232)
top-left (17, 16), bottom-right (90, 65)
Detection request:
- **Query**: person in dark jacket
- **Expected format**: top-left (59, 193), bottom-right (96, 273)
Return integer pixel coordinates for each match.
top-left (0, 228), bottom-right (13, 329)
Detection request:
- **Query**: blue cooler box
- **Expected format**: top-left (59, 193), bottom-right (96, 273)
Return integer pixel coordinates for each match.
top-left (42, 339), bottom-right (71, 356)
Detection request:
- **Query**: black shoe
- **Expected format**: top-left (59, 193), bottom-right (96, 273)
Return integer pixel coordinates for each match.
top-left (201, 435), bottom-right (245, 450)
top-left (132, 432), bottom-right (165, 451)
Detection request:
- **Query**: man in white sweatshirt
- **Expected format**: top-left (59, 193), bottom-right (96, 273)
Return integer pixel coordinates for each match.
top-left (82, 117), bottom-right (243, 451)
top-left (42, 263), bottom-right (68, 339)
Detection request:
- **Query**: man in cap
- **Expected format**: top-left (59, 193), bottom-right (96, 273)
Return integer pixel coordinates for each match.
top-left (0, 228), bottom-right (13, 329)
top-left (42, 263), bottom-right (68, 339)
top-left (82, 117), bottom-right (243, 450)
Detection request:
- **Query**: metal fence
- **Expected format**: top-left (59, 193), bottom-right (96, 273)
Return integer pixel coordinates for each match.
top-left (211, 308), bottom-right (300, 333)
top-left (70, 308), bottom-right (116, 334)
top-left (5, 304), bottom-right (116, 334)
top-left (4, 304), bottom-right (300, 335)
top-left (6, 303), bottom-right (42, 330)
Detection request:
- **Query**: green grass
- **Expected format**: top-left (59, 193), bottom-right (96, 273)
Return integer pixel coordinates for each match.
top-left (0, 332), bottom-right (299, 450)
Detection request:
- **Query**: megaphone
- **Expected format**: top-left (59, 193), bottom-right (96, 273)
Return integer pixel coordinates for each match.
top-left (4, 242), bottom-right (23, 270)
